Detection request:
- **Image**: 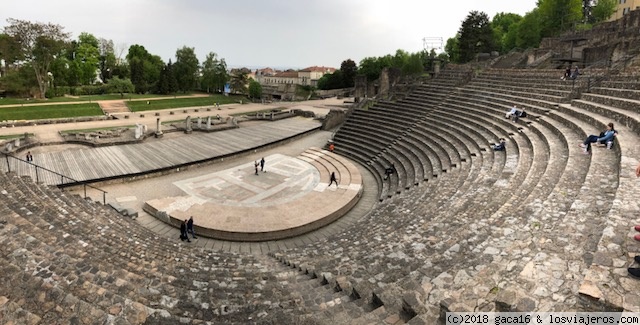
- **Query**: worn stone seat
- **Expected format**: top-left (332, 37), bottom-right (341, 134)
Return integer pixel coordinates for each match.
top-left (0, 173), bottom-right (295, 323)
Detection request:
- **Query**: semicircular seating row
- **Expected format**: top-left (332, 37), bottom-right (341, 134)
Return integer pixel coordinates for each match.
top-left (1, 67), bottom-right (639, 324)
top-left (271, 67), bottom-right (640, 321)
top-left (0, 171), bottom-right (306, 324)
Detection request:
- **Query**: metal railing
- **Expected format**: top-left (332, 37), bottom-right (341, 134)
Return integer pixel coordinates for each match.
top-left (2, 153), bottom-right (107, 204)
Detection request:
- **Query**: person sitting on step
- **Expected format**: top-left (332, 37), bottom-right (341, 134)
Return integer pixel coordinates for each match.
top-left (383, 163), bottom-right (396, 180)
top-left (579, 122), bottom-right (617, 154)
top-left (492, 138), bottom-right (506, 151)
top-left (505, 106), bottom-right (517, 119)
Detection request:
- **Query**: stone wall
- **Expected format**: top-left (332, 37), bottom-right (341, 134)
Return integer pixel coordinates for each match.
top-left (321, 108), bottom-right (347, 131)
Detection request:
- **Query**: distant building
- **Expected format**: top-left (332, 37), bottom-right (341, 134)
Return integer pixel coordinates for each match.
top-left (298, 66), bottom-right (337, 86)
top-left (258, 66), bottom-right (336, 87)
top-left (609, 0), bottom-right (640, 20)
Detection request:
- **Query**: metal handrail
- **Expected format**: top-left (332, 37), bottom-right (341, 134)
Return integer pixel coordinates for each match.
top-left (2, 153), bottom-right (107, 204)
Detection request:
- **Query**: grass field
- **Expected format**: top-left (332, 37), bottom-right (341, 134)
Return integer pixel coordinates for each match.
top-left (0, 103), bottom-right (103, 121)
top-left (0, 93), bottom-right (198, 106)
top-left (0, 133), bottom-right (34, 140)
top-left (127, 95), bottom-right (247, 112)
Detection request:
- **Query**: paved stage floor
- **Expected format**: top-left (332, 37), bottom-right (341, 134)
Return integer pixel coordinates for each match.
top-left (144, 150), bottom-right (362, 241)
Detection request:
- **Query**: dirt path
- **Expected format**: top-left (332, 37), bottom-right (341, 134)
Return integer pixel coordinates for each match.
top-left (0, 97), bottom-right (350, 144)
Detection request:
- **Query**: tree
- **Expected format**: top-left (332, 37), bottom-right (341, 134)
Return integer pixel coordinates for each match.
top-left (173, 46), bottom-right (199, 93)
top-left (590, 0), bottom-right (616, 23)
top-left (98, 38), bottom-right (117, 83)
top-left (515, 10), bottom-right (543, 49)
top-left (248, 79), bottom-right (262, 98)
top-left (457, 11), bottom-right (496, 63)
top-left (156, 60), bottom-right (178, 95)
top-left (201, 52), bottom-right (228, 93)
top-left (492, 13), bottom-right (523, 53)
top-left (107, 76), bottom-right (134, 98)
top-left (3, 18), bottom-right (70, 98)
top-left (76, 32), bottom-right (100, 85)
top-left (0, 33), bottom-right (21, 77)
top-left (537, 0), bottom-right (583, 37)
top-left (230, 71), bottom-right (249, 94)
top-left (126, 44), bottom-right (163, 93)
top-left (444, 35), bottom-right (461, 63)
top-left (402, 52), bottom-right (424, 75)
top-left (317, 70), bottom-right (344, 90)
top-left (340, 59), bottom-right (357, 88)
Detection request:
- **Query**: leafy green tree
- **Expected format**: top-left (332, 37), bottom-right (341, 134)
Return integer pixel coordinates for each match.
top-left (0, 33), bottom-right (21, 75)
top-left (402, 52), bottom-right (424, 75)
top-left (107, 76), bottom-right (134, 98)
top-left (3, 18), bottom-right (70, 98)
top-left (201, 52), bottom-right (228, 93)
top-left (492, 13), bottom-right (523, 53)
top-left (591, 0), bottom-right (616, 23)
top-left (516, 9), bottom-right (543, 49)
top-left (98, 38), bottom-right (117, 82)
top-left (156, 60), bottom-right (178, 95)
top-left (391, 49), bottom-right (409, 69)
top-left (230, 71), bottom-right (249, 94)
top-left (126, 44), bottom-right (163, 93)
top-left (457, 11), bottom-right (496, 63)
top-left (340, 59), bottom-right (357, 88)
top-left (248, 79), bottom-right (262, 98)
top-left (76, 32), bottom-right (100, 85)
top-left (444, 35), bottom-right (461, 63)
top-left (173, 46), bottom-right (199, 92)
top-left (317, 70), bottom-right (344, 90)
top-left (0, 63), bottom-right (36, 96)
top-left (358, 56), bottom-right (388, 81)
top-left (537, 0), bottom-right (583, 36)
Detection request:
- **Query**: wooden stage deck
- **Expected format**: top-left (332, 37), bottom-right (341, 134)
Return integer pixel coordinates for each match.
top-left (2, 118), bottom-right (321, 186)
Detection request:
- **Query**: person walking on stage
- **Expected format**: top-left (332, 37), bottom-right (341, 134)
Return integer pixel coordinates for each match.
top-left (329, 171), bottom-right (339, 187)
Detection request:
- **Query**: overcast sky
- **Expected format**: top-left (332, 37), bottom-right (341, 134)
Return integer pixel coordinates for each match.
top-left (2, 0), bottom-right (537, 69)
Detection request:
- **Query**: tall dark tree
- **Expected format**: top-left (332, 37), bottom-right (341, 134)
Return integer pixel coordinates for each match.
top-left (126, 44), bottom-right (163, 93)
top-left (457, 11), bottom-right (496, 63)
top-left (230, 71), bottom-right (249, 94)
top-left (340, 59), bottom-right (357, 88)
top-left (0, 33), bottom-right (21, 77)
top-left (248, 79), bottom-right (262, 99)
top-left (3, 18), bottom-right (70, 98)
top-left (200, 52), bottom-right (228, 93)
top-left (98, 38), bottom-right (117, 82)
top-left (173, 46), bottom-right (199, 93)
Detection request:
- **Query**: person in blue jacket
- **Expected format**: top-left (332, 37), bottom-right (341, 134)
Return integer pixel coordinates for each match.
top-left (579, 122), bottom-right (617, 154)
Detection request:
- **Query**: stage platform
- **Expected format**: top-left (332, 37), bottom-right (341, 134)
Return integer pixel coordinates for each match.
top-left (143, 148), bottom-right (363, 241)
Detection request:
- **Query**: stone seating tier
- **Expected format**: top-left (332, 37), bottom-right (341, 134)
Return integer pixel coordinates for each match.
top-left (0, 172), bottom-right (297, 323)
top-left (338, 126), bottom-right (421, 186)
top-left (272, 110), bottom-right (548, 316)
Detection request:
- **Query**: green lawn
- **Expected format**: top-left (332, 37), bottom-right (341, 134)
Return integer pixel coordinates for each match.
top-left (0, 103), bottom-right (103, 121)
top-left (128, 95), bottom-right (247, 112)
top-left (0, 133), bottom-right (34, 140)
top-left (0, 93), bottom-right (199, 106)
